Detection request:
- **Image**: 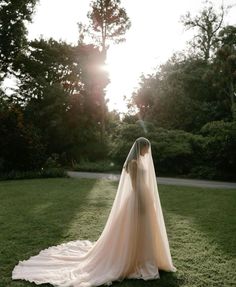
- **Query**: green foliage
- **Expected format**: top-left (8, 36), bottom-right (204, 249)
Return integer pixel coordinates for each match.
top-left (108, 121), bottom-right (148, 164)
top-left (197, 120), bottom-right (236, 179)
top-left (109, 121), bottom-right (236, 180)
top-left (212, 25), bottom-right (236, 119)
top-left (25, 83), bottom-right (70, 157)
top-left (0, 0), bottom-right (38, 78)
top-left (40, 167), bottom-right (67, 178)
top-left (180, 1), bottom-right (225, 61)
top-left (86, 0), bottom-right (131, 51)
top-left (0, 168), bottom-right (67, 180)
top-left (0, 102), bottom-right (46, 172)
top-left (74, 159), bottom-right (120, 173)
top-left (43, 153), bottom-right (62, 168)
top-left (10, 39), bottom-right (110, 164)
top-left (150, 129), bottom-right (204, 175)
top-left (109, 122), bottom-right (204, 176)
top-left (133, 53), bottom-right (233, 132)
top-left (1, 0), bottom-right (235, 182)
top-left (132, 4), bottom-right (235, 131)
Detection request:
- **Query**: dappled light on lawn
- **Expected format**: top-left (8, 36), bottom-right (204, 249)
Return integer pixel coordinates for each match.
top-left (66, 179), bottom-right (117, 240)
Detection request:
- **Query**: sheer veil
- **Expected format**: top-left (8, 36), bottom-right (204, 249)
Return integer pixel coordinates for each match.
top-left (12, 137), bottom-right (177, 287)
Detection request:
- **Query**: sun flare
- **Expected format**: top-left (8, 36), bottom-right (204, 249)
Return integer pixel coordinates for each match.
top-left (25, 0), bottom-right (236, 114)
top-left (101, 46), bottom-right (151, 114)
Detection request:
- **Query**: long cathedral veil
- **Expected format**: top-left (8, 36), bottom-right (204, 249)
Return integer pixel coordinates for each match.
top-left (12, 137), bottom-right (177, 287)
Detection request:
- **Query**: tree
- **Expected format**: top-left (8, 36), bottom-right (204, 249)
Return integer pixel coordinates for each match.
top-left (213, 25), bottom-right (236, 119)
top-left (0, 101), bottom-right (45, 172)
top-left (132, 73), bottom-right (159, 120)
top-left (86, 0), bottom-right (131, 57)
top-left (199, 120), bottom-right (236, 179)
top-left (13, 38), bottom-right (79, 102)
top-left (80, 0), bottom-right (131, 141)
top-left (180, 0), bottom-right (225, 61)
top-left (0, 0), bottom-right (38, 81)
top-left (11, 38), bottom-right (110, 162)
top-left (131, 47), bottom-right (236, 132)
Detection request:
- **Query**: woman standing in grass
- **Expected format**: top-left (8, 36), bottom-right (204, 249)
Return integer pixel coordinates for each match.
top-left (12, 137), bottom-right (177, 286)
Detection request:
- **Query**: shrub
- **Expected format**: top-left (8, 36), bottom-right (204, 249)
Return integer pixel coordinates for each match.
top-left (108, 120), bottom-right (236, 180)
top-left (73, 159), bottom-right (120, 173)
top-left (0, 168), bottom-right (68, 181)
top-left (150, 129), bottom-right (204, 175)
top-left (197, 120), bottom-right (236, 180)
top-left (0, 104), bottom-right (46, 172)
top-left (109, 121), bottom-right (204, 176)
top-left (43, 153), bottom-right (62, 168)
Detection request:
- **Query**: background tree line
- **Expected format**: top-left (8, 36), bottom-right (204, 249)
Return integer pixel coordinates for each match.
top-left (117, 2), bottom-right (236, 180)
top-left (0, 0), bottom-right (130, 176)
top-left (0, 0), bottom-right (235, 180)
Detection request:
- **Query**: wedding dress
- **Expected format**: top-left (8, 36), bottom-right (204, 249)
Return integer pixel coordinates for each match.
top-left (12, 137), bottom-right (177, 287)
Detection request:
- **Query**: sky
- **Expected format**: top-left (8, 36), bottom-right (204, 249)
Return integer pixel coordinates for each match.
top-left (24, 0), bottom-right (236, 113)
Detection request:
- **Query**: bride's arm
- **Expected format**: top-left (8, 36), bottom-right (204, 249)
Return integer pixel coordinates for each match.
top-left (129, 159), bottom-right (137, 192)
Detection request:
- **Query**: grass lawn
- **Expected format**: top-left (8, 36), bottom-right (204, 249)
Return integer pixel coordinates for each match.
top-left (0, 178), bottom-right (235, 287)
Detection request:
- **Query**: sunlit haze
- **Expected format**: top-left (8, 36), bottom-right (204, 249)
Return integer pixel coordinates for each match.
top-left (23, 0), bottom-right (236, 113)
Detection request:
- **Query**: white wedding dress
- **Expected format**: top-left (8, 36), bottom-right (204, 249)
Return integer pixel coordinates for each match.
top-left (12, 137), bottom-right (177, 287)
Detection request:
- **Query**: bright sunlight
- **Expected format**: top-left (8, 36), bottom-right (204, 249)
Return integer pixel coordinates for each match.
top-left (23, 0), bottom-right (236, 113)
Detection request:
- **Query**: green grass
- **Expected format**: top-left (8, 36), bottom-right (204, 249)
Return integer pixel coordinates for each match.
top-left (0, 178), bottom-right (235, 287)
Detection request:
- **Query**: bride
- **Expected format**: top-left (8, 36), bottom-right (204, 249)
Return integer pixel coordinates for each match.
top-left (12, 137), bottom-right (177, 287)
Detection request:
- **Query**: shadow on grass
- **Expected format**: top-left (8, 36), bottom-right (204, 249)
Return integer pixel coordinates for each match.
top-left (124, 271), bottom-right (185, 287)
top-left (0, 179), bottom-right (185, 287)
top-left (0, 177), bottom-right (98, 287)
top-left (159, 184), bottom-right (236, 256)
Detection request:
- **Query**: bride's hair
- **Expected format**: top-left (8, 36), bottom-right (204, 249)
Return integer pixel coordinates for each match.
top-left (123, 137), bottom-right (150, 173)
